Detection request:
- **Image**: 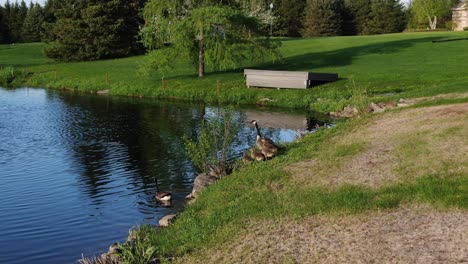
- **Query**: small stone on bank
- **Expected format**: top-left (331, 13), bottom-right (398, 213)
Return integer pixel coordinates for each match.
top-left (159, 214), bottom-right (177, 227)
top-left (108, 242), bottom-right (121, 254)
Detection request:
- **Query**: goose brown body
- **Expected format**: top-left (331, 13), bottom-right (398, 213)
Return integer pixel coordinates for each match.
top-left (251, 120), bottom-right (279, 158)
top-left (250, 148), bottom-right (265, 161)
top-left (242, 152), bottom-right (254, 164)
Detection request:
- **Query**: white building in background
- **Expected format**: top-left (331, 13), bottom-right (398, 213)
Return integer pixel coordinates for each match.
top-left (452, 2), bottom-right (468, 31)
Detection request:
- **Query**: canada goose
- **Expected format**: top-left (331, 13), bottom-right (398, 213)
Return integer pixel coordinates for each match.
top-left (250, 120), bottom-right (279, 158)
top-left (250, 148), bottom-right (265, 161)
top-left (155, 191), bottom-right (172, 202)
top-left (242, 152), bottom-right (254, 164)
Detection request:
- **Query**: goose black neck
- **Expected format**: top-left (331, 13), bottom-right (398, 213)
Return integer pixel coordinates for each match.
top-left (254, 122), bottom-right (262, 138)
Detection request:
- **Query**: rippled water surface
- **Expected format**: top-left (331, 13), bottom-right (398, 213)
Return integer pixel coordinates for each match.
top-left (0, 88), bottom-right (330, 263)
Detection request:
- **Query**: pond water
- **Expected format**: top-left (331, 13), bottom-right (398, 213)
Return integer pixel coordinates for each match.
top-left (0, 87), bottom-right (331, 263)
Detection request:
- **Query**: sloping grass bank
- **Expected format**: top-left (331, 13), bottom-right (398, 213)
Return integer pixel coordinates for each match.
top-left (2, 32), bottom-right (468, 112)
top-left (118, 103), bottom-right (467, 263)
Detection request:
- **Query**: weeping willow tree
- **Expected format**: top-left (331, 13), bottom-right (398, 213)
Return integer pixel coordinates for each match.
top-left (140, 0), bottom-right (280, 78)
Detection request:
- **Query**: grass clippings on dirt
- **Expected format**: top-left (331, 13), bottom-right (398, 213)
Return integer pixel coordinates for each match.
top-left (180, 205), bottom-right (468, 264)
top-left (287, 103), bottom-right (468, 188)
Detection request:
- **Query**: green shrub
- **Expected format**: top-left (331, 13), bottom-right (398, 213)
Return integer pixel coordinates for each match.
top-left (0, 67), bottom-right (26, 86)
top-left (445, 21), bottom-right (453, 30)
top-left (0, 67), bottom-right (16, 85)
top-left (183, 109), bottom-right (241, 176)
top-left (118, 230), bottom-right (157, 264)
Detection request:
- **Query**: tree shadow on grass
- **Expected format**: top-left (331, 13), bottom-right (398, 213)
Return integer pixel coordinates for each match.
top-left (159, 35), bottom-right (445, 80)
top-left (250, 36), bottom-right (445, 72)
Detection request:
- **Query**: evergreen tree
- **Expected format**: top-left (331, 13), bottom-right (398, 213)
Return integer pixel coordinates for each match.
top-left (44, 0), bottom-right (85, 59)
top-left (9, 0), bottom-right (28, 42)
top-left (273, 0), bottom-right (307, 37)
top-left (41, 0), bottom-right (59, 42)
top-left (303, 0), bottom-right (343, 37)
top-left (0, 5), bottom-right (7, 43)
top-left (344, 0), bottom-right (372, 35)
top-left (45, 0), bottom-right (146, 61)
top-left (22, 3), bottom-right (45, 42)
top-left (3, 1), bottom-right (14, 43)
top-left (340, 2), bottom-right (356, 35)
top-left (365, 0), bottom-right (406, 34)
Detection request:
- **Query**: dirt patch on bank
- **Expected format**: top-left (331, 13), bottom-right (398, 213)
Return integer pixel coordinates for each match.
top-left (287, 103), bottom-right (468, 188)
top-left (180, 205), bottom-right (468, 264)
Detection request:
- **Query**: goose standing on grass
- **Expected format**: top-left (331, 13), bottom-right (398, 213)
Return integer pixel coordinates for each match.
top-left (242, 152), bottom-right (254, 164)
top-left (250, 120), bottom-right (279, 158)
top-left (250, 148), bottom-right (266, 161)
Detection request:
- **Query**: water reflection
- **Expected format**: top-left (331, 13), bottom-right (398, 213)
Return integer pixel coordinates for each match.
top-left (55, 95), bottom-right (182, 189)
top-left (52, 91), bottom-right (331, 211)
top-left (0, 87), bottom-right (332, 264)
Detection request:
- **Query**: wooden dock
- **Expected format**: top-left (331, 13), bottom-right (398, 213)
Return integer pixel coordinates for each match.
top-left (244, 69), bottom-right (338, 89)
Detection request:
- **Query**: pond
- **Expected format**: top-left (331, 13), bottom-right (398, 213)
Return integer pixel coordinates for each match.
top-left (0, 87), bottom-right (331, 263)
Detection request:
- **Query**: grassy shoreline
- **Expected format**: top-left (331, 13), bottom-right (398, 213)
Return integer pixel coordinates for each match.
top-left (2, 31), bottom-right (468, 112)
top-left (3, 33), bottom-right (468, 263)
top-left (116, 102), bottom-right (467, 263)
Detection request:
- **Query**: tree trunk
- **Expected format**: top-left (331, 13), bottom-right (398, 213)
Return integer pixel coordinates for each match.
top-left (432, 16), bottom-right (437, 30)
top-left (428, 15), bottom-right (437, 30)
top-left (198, 36), bottom-right (205, 78)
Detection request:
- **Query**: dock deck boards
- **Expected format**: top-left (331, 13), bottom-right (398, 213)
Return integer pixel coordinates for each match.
top-left (244, 69), bottom-right (338, 89)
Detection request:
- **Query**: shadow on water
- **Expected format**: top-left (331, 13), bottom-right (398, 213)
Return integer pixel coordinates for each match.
top-left (50, 91), bottom-right (332, 209)
top-left (51, 91), bottom-right (201, 206)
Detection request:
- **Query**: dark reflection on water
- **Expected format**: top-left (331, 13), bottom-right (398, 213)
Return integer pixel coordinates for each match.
top-left (0, 87), bottom-right (331, 264)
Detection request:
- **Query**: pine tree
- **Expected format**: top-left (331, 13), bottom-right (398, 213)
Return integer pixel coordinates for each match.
top-left (22, 3), bottom-right (45, 42)
top-left (0, 5), bottom-right (7, 43)
top-left (3, 1), bottom-right (13, 43)
top-left (8, 0), bottom-right (28, 42)
top-left (41, 0), bottom-right (59, 42)
top-left (344, 0), bottom-right (372, 35)
top-left (45, 0), bottom-right (145, 61)
top-left (303, 0), bottom-right (343, 37)
top-left (274, 0), bottom-right (307, 37)
top-left (365, 0), bottom-right (406, 34)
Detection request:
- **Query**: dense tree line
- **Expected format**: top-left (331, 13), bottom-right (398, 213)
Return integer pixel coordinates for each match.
top-left (0, 0), bottom-right (37, 43)
top-left (302, 0), bottom-right (407, 37)
top-left (0, 0), bottom-right (146, 61)
top-left (0, 0), bottom-right (462, 62)
top-left (44, 0), bottom-right (146, 61)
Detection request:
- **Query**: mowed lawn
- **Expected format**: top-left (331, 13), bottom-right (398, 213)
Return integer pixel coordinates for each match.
top-left (3, 33), bottom-right (467, 263)
top-left (2, 31), bottom-right (468, 111)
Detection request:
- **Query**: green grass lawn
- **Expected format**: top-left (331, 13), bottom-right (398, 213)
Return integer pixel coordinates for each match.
top-left (118, 106), bottom-right (467, 262)
top-left (2, 31), bottom-right (468, 112)
top-left (3, 34), bottom-right (467, 263)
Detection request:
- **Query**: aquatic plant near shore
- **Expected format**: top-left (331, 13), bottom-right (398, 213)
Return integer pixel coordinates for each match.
top-left (183, 109), bottom-right (241, 177)
top-left (0, 67), bottom-right (26, 87)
